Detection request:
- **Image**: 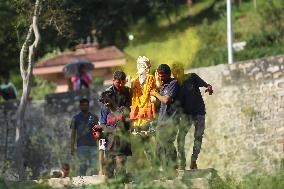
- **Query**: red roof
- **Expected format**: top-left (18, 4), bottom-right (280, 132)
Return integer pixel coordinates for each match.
top-left (35, 46), bottom-right (125, 68)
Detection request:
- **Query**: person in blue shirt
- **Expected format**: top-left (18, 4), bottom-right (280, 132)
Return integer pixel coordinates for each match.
top-left (95, 90), bottom-right (132, 179)
top-left (70, 98), bottom-right (99, 176)
top-left (150, 64), bottom-right (180, 176)
top-left (172, 62), bottom-right (213, 170)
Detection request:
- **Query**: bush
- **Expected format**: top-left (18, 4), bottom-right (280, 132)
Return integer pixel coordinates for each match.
top-left (246, 32), bottom-right (279, 47)
top-left (235, 44), bottom-right (284, 62)
top-left (258, 0), bottom-right (284, 39)
top-left (30, 77), bottom-right (56, 100)
top-left (192, 18), bottom-right (227, 67)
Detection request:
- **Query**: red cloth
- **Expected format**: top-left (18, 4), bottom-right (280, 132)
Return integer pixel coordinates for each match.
top-left (71, 73), bottom-right (92, 91)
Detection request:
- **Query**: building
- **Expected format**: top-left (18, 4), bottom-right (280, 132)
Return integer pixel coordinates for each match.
top-left (33, 43), bottom-right (126, 92)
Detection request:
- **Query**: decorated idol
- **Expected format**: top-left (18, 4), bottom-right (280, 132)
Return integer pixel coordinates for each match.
top-left (130, 56), bottom-right (157, 127)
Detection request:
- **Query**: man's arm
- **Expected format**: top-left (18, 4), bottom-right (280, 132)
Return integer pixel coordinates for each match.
top-left (192, 73), bottom-right (207, 87)
top-left (99, 106), bottom-right (108, 125)
top-left (70, 117), bottom-right (76, 155)
top-left (124, 86), bottom-right (132, 108)
top-left (70, 129), bottom-right (76, 155)
top-left (150, 80), bottom-right (179, 104)
top-left (192, 73), bottom-right (213, 95)
top-left (150, 90), bottom-right (172, 104)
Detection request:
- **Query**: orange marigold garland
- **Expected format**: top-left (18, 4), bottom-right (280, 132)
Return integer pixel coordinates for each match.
top-left (130, 74), bottom-right (156, 127)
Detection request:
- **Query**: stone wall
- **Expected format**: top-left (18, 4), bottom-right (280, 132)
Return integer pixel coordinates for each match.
top-left (0, 89), bottom-right (103, 178)
top-left (0, 55), bottom-right (284, 178)
top-left (184, 55), bottom-right (284, 177)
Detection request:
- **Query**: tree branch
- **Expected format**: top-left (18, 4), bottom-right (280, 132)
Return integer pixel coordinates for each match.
top-left (19, 25), bottom-right (32, 79)
top-left (28, 0), bottom-right (41, 75)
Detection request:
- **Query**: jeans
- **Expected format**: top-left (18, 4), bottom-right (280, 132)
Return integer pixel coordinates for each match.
top-left (177, 114), bottom-right (205, 169)
top-left (155, 119), bottom-right (178, 171)
top-left (77, 146), bottom-right (97, 176)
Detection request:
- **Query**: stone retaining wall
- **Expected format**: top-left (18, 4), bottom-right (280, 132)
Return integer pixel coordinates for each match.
top-left (185, 55), bottom-right (284, 176)
top-left (0, 55), bottom-right (284, 178)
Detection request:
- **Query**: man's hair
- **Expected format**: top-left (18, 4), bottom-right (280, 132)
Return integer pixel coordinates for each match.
top-left (113, 70), bottom-right (126, 80)
top-left (80, 98), bottom-right (89, 104)
top-left (172, 62), bottom-right (184, 73)
top-left (99, 90), bottom-right (114, 103)
top-left (157, 64), bottom-right (171, 75)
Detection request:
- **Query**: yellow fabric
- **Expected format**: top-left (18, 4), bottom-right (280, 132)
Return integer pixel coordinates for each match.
top-left (130, 74), bottom-right (156, 127)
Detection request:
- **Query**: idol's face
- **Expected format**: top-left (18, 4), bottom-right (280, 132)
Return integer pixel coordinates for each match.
top-left (137, 62), bottom-right (149, 75)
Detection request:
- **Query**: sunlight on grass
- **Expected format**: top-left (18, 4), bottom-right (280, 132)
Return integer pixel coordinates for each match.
top-left (157, 0), bottom-right (214, 28)
top-left (123, 28), bottom-right (200, 76)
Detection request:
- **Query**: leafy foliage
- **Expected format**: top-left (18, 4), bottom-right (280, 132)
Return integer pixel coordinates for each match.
top-left (1, 0), bottom-right (186, 76)
top-left (29, 77), bottom-right (56, 100)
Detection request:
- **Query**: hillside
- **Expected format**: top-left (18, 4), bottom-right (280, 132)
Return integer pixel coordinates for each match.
top-left (123, 0), bottom-right (284, 75)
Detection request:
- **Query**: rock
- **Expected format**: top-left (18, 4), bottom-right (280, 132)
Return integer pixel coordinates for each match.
top-left (45, 175), bottom-right (106, 188)
top-left (3, 169), bottom-right (19, 182)
top-left (179, 168), bottom-right (219, 189)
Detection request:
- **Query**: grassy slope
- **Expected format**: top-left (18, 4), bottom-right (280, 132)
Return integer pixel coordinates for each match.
top-left (123, 0), bottom-right (284, 75)
top-left (123, 0), bottom-right (214, 75)
top-left (124, 27), bottom-right (200, 75)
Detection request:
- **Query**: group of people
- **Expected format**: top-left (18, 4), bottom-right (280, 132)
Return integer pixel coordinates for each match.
top-left (70, 56), bottom-right (213, 180)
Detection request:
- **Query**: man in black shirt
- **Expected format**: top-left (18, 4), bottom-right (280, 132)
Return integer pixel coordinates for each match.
top-left (172, 63), bottom-right (213, 170)
top-left (99, 70), bottom-right (131, 125)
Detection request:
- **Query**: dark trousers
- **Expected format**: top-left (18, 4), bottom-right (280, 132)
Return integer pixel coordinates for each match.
top-left (177, 114), bottom-right (205, 169)
top-left (155, 119), bottom-right (178, 170)
top-left (105, 154), bottom-right (127, 178)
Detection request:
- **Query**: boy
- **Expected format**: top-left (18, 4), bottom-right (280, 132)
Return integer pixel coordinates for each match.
top-left (94, 90), bottom-right (132, 179)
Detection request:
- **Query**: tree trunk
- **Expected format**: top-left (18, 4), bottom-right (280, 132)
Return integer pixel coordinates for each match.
top-left (253, 0), bottom-right (257, 10)
top-left (14, 0), bottom-right (41, 180)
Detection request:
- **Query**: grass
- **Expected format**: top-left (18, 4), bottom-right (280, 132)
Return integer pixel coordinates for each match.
top-left (3, 170), bottom-right (284, 189)
top-left (124, 27), bottom-right (200, 75)
top-left (122, 0), bottom-right (217, 75)
top-left (123, 0), bottom-right (284, 74)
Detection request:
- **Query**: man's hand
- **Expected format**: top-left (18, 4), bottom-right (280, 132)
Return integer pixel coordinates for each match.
top-left (205, 84), bottom-right (213, 95)
top-left (150, 89), bottom-right (172, 104)
top-left (150, 90), bottom-right (158, 97)
top-left (154, 71), bottom-right (162, 88)
top-left (92, 125), bottom-right (102, 131)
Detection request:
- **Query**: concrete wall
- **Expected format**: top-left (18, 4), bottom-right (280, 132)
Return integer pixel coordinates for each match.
top-left (0, 55), bottom-right (284, 178)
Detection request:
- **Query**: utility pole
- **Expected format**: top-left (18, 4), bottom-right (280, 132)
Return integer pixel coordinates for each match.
top-left (227, 0), bottom-right (234, 64)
